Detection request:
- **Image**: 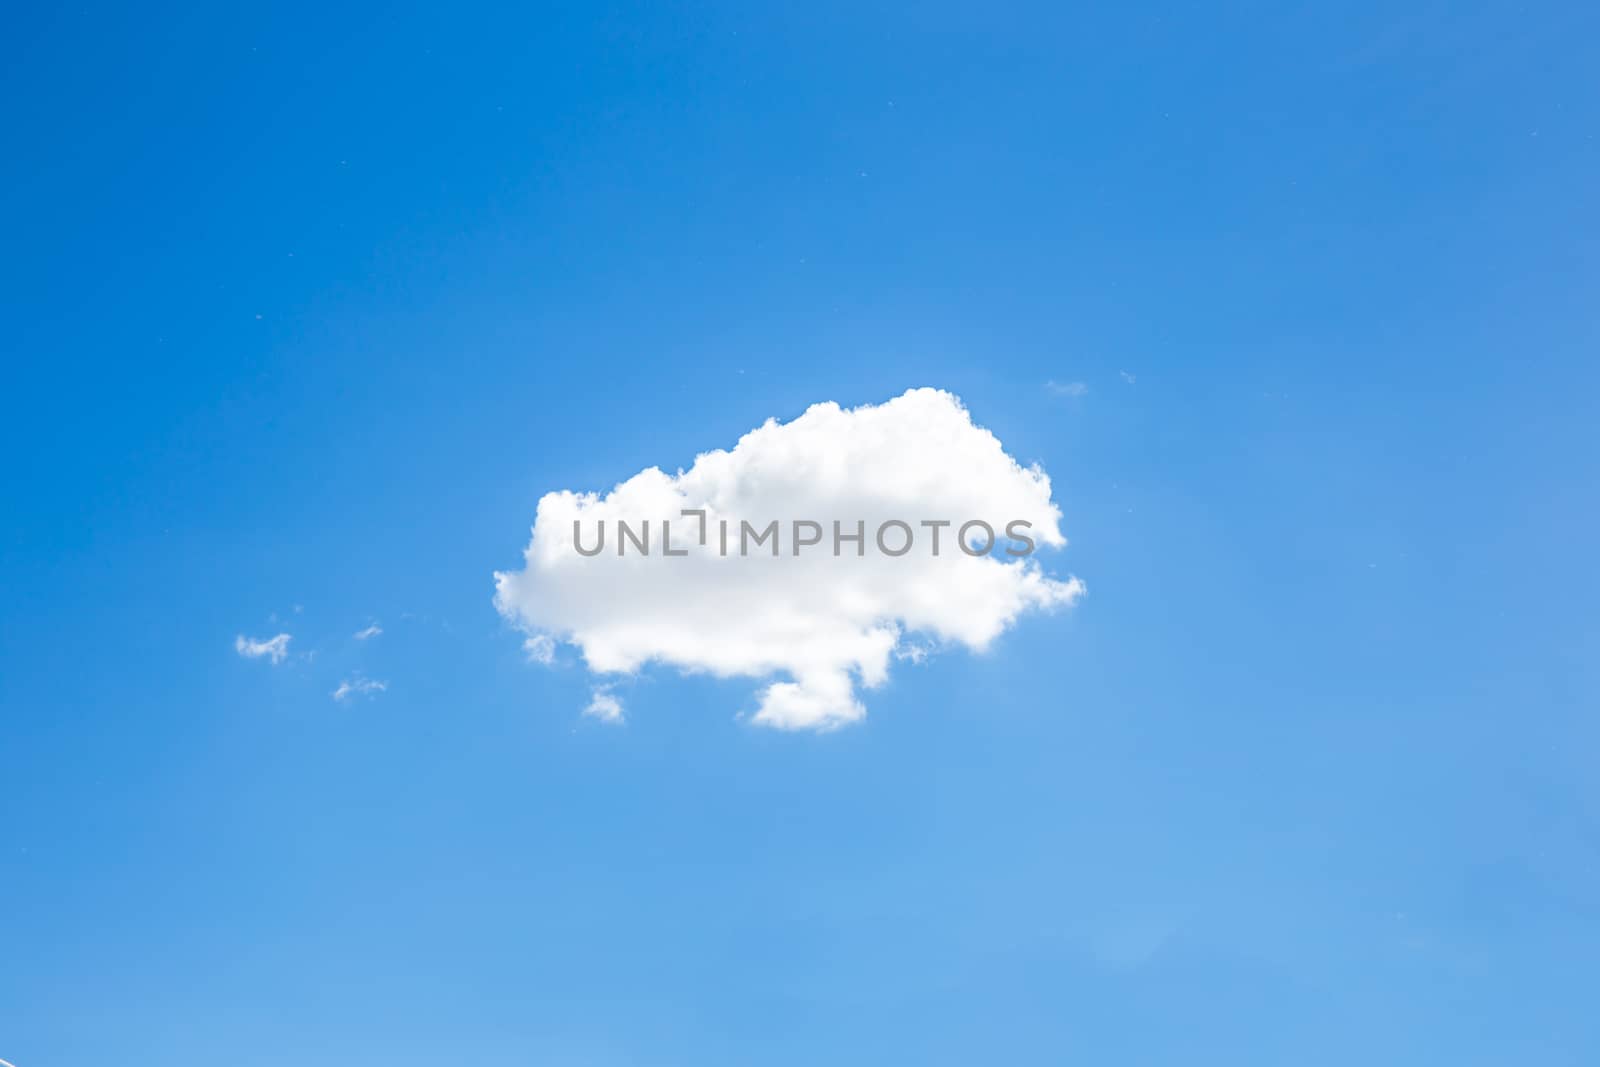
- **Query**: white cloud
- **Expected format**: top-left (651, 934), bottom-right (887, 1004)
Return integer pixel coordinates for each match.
top-left (353, 624), bottom-right (382, 640)
top-left (493, 388), bottom-right (1084, 731)
top-left (1046, 379), bottom-right (1089, 398)
top-left (1120, 370), bottom-right (1137, 384)
top-left (235, 633), bottom-right (291, 665)
top-left (523, 634), bottom-right (557, 664)
top-left (584, 686), bottom-right (624, 723)
top-left (332, 676), bottom-right (387, 702)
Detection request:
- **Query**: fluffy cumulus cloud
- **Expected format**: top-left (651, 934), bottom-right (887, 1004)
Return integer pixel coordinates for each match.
top-left (493, 388), bottom-right (1084, 730)
top-left (235, 632), bottom-right (291, 665)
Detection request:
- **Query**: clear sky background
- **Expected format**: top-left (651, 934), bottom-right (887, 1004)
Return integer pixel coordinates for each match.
top-left (3, 3), bottom-right (1599, 1064)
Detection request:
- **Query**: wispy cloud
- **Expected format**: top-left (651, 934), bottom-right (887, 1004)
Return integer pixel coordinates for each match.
top-left (584, 686), bottom-right (624, 723)
top-left (523, 634), bottom-right (556, 664)
top-left (1046, 379), bottom-right (1089, 398)
top-left (332, 676), bottom-right (387, 702)
top-left (1120, 370), bottom-right (1137, 385)
top-left (235, 633), bottom-right (291, 665)
top-left (353, 623), bottom-right (382, 640)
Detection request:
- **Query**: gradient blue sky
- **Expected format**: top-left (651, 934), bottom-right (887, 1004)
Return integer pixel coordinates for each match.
top-left (4, 3), bottom-right (1599, 1064)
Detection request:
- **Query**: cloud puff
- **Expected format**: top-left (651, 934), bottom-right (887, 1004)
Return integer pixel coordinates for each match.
top-left (353, 624), bottom-right (382, 640)
top-left (1046, 379), bottom-right (1089, 398)
top-left (584, 686), bottom-right (624, 723)
top-left (332, 676), bottom-right (387, 701)
top-left (522, 634), bottom-right (557, 664)
top-left (493, 388), bottom-right (1084, 730)
top-left (235, 633), bottom-right (291, 665)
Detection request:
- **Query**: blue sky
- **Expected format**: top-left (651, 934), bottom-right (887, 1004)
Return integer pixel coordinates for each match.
top-left (3, 2), bottom-right (1599, 1063)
